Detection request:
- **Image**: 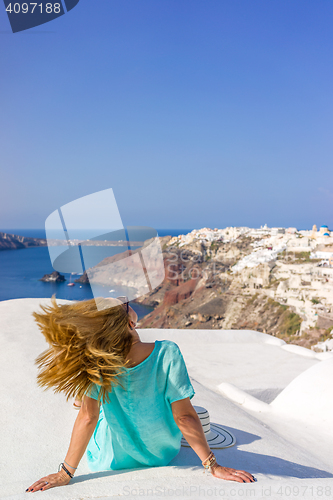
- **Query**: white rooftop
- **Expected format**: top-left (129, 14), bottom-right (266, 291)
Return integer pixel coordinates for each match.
top-left (1, 298), bottom-right (333, 499)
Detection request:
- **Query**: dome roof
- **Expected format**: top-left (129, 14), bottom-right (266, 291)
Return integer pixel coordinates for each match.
top-left (323, 232), bottom-right (330, 236)
top-left (321, 225), bottom-right (328, 228)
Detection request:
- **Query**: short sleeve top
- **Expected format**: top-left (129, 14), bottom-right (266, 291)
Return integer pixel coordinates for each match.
top-left (86, 340), bottom-right (195, 471)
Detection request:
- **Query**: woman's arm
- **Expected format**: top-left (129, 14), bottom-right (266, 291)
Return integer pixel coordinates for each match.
top-left (26, 396), bottom-right (100, 493)
top-left (171, 398), bottom-right (255, 484)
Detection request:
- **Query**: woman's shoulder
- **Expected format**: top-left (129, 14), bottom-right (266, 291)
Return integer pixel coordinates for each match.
top-left (157, 340), bottom-right (182, 356)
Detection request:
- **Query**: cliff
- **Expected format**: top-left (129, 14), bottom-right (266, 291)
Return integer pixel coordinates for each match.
top-left (134, 232), bottom-right (332, 350)
top-left (0, 232), bottom-right (47, 251)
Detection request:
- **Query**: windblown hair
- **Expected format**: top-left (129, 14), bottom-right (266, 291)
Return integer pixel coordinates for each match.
top-left (33, 296), bottom-right (133, 404)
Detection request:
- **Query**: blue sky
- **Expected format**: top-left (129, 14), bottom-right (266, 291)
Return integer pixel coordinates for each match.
top-left (1, 0), bottom-right (333, 230)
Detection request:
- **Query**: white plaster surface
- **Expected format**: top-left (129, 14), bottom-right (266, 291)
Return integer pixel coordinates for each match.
top-left (1, 298), bottom-right (333, 500)
top-left (280, 344), bottom-right (317, 358)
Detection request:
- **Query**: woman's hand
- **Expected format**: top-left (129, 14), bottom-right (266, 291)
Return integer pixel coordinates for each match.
top-left (26, 471), bottom-right (70, 492)
top-left (211, 464), bottom-right (255, 483)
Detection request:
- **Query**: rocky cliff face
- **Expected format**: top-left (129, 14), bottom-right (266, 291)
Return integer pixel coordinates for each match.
top-left (134, 234), bottom-right (327, 349)
top-left (74, 272), bottom-right (89, 283)
top-left (163, 278), bottom-right (199, 306)
top-left (0, 232), bottom-right (47, 250)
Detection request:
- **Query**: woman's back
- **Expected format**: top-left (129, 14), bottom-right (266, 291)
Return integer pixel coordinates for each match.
top-left (86, 340), bottom-right (195, 471)
top-left (124, 341), bottom-right (156, 368)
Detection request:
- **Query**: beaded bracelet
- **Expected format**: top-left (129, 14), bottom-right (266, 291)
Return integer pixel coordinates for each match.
top-left (202, 451), bottom-right (217, 473)
top-left (58, 462), bottom-right (74, 479)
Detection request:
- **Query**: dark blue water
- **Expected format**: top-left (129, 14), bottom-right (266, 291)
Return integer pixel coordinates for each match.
top-left (0, 229), bottom-right (192, 319)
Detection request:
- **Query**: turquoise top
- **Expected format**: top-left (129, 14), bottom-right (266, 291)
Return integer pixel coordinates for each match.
top-left (85, 340), bottom-right (195, 471)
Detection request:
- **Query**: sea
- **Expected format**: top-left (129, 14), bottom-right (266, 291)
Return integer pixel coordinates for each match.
top-left (0, 229), bottom-right (192, 320)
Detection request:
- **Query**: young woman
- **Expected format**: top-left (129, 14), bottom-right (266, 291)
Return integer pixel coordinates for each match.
top-left (26, 297), bottom-right (255, 492)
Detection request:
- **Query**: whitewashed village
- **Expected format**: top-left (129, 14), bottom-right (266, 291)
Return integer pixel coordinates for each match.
top-left (137, 224), bottom-right (333, 354)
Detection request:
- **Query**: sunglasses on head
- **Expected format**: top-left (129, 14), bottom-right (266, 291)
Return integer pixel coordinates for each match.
top-left (117, 296), bottom-right (129, 314)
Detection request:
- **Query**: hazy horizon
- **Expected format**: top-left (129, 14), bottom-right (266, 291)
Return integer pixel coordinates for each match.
top-left (0, 224), bottom-right (325, 233)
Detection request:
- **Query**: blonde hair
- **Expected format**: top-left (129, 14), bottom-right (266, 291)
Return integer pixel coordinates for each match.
top-left (33, 296), bottom-right (133, 404)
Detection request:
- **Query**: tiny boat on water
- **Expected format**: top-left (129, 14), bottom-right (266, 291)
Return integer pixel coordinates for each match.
top-left (67, 275), bottom-right (75, 287)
